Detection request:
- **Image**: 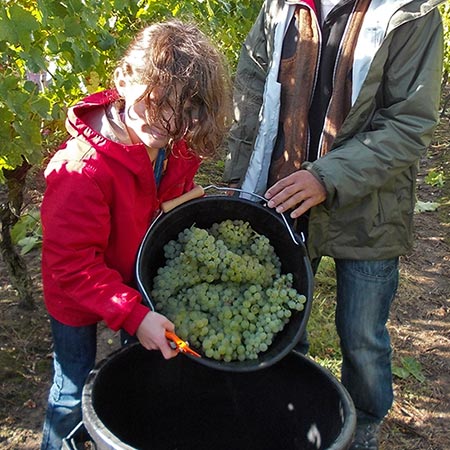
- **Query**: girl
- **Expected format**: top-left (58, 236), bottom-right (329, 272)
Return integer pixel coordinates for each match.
top-left (40, 19), bottom-right (231, 450)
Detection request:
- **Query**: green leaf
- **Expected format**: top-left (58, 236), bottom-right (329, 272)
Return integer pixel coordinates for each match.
top-left (11, 218), bottom-right (29, 243)
top-left (392, 366), bottom-right (410, 379)
top-left (401, 356), bottom-right (425, 382)
top-left (25, 46), bottom-right (49, 73)
top-left (31, 96), bottom-right (51, 119)
top-left (415, 200), bottom-right (440, 213)
top-left (42, 0), bottom-right (68, 19)
top-left (393, 357), bottom-right (425, 382)
top-left (11, 210), bottom-right (41, 244)
top-left (7, 4), bottom-right (40, 50)
top-left (77, 51), bottom-right (95, 71)
top-left (0, 104), bottom-right (15, 123)
top-left (51, 102), bottom-right (65, 121)
top-left (114, 0), bottom-right (132, 9)
top-left (0, 77), bottom-right (19, 97)
top-left (63, 16), bottom-right (83, 37)
top-left (98, 32), bottom-right (116, 51)
top-left (60, 40), bottom-right (74, 55)
top-left (66, 0), bottom-right (84, 14)
top-left (425, 169), bottom-right (445, 187)
top-left (23, 80), bottom-right (38, 93)
top-left (4, 90), bottom-right (31, 116)
top-left (18, 236), bottom-right (42, 255)
top-left (13, 119), bottom-right (42, 150)
top-left (46, 34), bottom-right (59, 53)
top-left (0, 11), bottom-right (14, 42)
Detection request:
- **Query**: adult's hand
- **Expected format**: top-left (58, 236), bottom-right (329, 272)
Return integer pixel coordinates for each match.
top-left (136, 311), bottom-right (178, 359)
top-left (265, 170), bottom-right (326, 219)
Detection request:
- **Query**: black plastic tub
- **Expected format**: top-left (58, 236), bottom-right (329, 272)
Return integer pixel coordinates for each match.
top-left (81, 344), bottom-right (356, 450)
top-left (135, 195), bottom-right (314, 372)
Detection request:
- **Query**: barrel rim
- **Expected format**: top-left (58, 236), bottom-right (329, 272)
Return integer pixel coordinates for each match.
top-left (81, 344), bottom-right (356, 450)
top-left (290, 350), bottom-right (357, 450)
top-left (82, 361), bottom-right (137, 450)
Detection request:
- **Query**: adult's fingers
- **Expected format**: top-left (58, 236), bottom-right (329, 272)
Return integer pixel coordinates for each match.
top-left (265, 171), bottom-right (326, 217)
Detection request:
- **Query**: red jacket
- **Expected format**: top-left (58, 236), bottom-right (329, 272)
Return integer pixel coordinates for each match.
top-left (41, 90), bottom-right (201, 334)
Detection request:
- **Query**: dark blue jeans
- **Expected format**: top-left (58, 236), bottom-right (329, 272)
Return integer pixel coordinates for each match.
top-left (40, 318), bottom-right (97, 450)
top-left (335, 257), bottom-right (399, 424)
top-left (298, 257), bottom-right (399, 425)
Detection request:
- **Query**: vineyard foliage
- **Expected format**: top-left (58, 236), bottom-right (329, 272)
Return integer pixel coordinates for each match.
top-left (0, 0), bottom-right (259, 180)
top-left (441, 2), bottom-right (450, 84)
top-left (0, 1), bottom-right (449, 179)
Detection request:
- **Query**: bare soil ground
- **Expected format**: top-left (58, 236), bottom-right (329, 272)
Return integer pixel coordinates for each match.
top-left (0, 108), bottom-right (449, 449)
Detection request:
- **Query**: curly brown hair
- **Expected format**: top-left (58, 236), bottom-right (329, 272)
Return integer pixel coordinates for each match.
top-left (115, 19), bottom-right (232, 157)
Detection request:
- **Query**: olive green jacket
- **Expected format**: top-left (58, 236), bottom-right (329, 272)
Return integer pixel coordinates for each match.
top-left (224, 0), bottom-right (444, 259)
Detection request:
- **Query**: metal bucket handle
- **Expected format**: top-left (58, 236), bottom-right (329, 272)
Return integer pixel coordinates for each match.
top-left (203, 185), bottom-right (302, 246)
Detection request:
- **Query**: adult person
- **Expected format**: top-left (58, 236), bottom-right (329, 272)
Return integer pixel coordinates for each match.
top-left (40, 19), bottom-right (231, 450)
top-left (224, 1), bottom-right (444, 448)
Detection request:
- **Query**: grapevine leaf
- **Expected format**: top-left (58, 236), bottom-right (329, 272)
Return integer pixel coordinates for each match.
top-left (0, 77), bottom-right (19, 97)
top-left (46, 35), bottom-right (59, 53)
top-left (63, 16), bottom-right (83, 38)
top-left (31, 96), bottom-right (52, 119)
top-left (25, 47), bottom-right (49, 73)
top-left (8, 4), bottom-right (40, 50)
top-left (98, 32), bottom-right (116, 51)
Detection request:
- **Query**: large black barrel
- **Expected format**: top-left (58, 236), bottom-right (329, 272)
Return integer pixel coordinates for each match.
top-left (135, 195), bottom-right (314, 372)
top-left (81, 344), bottom-right (356, 450)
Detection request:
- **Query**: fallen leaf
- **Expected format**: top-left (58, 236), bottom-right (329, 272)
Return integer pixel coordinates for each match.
top-left (23, 399), bottom-right (36, 409)
top-left (415, 201), bottom-right (440, 213)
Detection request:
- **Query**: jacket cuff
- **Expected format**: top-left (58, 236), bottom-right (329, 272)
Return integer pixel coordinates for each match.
top-left (122, 302), bottom-right (150, 336)
top-left (301, 162), bottom-right (333, 209)
top-left (301, 162), bottom-right (325, 186)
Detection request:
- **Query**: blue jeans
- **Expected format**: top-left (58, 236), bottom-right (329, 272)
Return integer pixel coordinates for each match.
top-left (335, 257), bottom-right (399, 424)
top-left (40, 318), bottom-right (97, 450)
top-left (298, 257), bottom-right (399, 424)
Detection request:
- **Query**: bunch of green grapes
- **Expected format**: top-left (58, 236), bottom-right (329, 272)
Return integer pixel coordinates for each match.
top-left (151, 220), bottom-right (306, 362)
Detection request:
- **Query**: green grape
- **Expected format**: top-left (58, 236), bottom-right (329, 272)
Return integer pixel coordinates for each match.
top-left (150, 220), bottom-right (307, 362)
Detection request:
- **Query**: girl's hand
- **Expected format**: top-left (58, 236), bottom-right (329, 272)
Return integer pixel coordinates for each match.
top-left (136, 311), bottom-right (179, 359)
top-left (265, 170), bottom-right (326, 219)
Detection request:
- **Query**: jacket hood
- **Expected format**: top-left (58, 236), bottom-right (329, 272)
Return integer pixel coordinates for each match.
top-left (65, 89), bottom-right (149, 173)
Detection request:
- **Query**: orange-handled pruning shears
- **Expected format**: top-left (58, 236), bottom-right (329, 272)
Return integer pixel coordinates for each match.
top-left (165, 331), bottom-right (202, 358)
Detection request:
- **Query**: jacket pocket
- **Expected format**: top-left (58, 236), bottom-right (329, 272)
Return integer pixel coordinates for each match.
top-left (376, 189), bottom-right (403, 227)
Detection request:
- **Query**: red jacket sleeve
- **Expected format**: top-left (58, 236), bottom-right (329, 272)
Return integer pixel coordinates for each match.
top-left (41, 166), bottom-right (149, 334)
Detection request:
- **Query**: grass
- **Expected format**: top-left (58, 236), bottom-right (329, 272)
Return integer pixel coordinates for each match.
top-left (307, 257), bottom-right (342, 377)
